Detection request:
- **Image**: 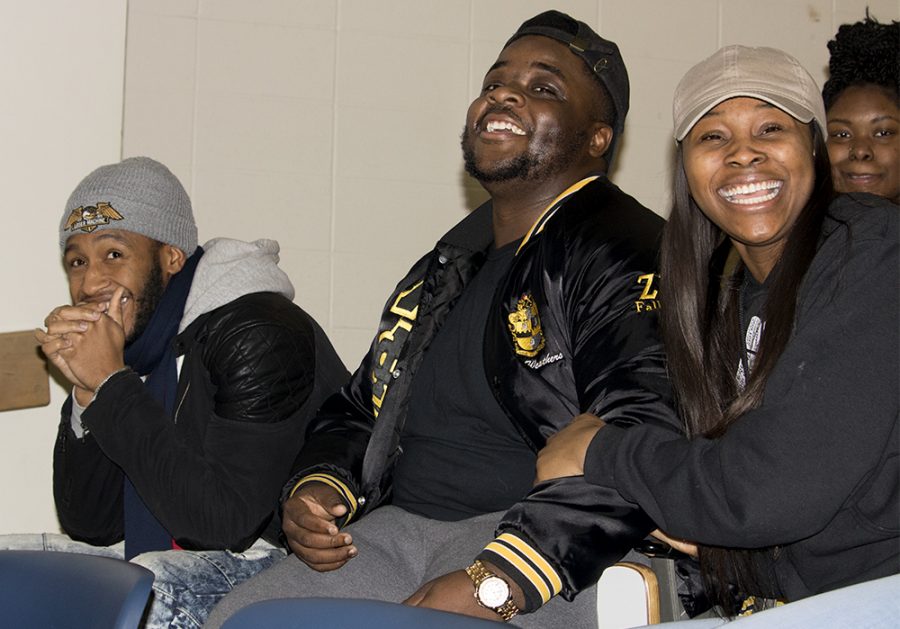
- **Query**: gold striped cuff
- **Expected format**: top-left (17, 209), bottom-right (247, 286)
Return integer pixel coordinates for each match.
top-left (288, 473), bottom-right (359, 522)
top-left (483, 532), bottom-right (563, 606)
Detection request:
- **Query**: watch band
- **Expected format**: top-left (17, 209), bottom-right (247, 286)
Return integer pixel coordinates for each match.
top-left (465, 560), bottom-right (520, 622)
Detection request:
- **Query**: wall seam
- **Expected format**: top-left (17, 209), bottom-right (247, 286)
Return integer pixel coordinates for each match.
top-left (329, 0), bottom-right (342, 331)
top-left (190, 1), bottom-right (201, 204)
top-left (119, 0), bottom-right (130, 160)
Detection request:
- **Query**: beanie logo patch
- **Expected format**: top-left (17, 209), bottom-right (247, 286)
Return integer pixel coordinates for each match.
top-left (63, 202), bottom-right (124, 235)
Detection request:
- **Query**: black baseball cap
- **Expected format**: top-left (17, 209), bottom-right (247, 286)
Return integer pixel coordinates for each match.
top-left (504, 10), bottom-right (630, 165)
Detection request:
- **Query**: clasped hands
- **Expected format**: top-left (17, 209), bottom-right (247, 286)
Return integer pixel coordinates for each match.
top-left (35, 286), bottom-right (128, 406)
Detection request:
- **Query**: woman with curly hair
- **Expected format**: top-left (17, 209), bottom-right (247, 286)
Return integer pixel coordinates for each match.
top-left (822, 14), bottom-right (899, 203)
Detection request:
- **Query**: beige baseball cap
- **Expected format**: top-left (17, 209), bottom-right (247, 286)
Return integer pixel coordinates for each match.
top-left (673, 45), bottom-right (827, 142)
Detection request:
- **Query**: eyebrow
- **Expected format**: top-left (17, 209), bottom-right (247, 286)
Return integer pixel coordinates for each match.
top-left (486, 60), bottom-right (566, 79)
top-left (63, 231), bottom-right (133, 255)
top-left (828, 114), bottom-right (900, 125)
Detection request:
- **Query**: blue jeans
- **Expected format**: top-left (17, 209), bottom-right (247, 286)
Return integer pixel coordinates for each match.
top-left (0, 533), bottom-right (285, 629)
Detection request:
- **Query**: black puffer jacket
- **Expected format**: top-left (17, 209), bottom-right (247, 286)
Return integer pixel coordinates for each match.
top-left (54, 292), bottom-right (348, 551)
top-left (285, 176), bottom-right (680, 611)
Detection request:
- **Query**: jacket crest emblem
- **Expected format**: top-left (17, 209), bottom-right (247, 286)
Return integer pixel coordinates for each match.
top-left (507, 293), bottom-right (545, 358)
top-left (63, 202), bottom-right (124, 234)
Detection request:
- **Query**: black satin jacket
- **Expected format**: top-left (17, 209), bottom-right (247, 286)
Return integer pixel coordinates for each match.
top-left (285, 176), bottom-right (680, 610)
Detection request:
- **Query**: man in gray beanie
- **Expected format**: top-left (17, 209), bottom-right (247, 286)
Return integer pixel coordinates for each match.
top-left (26, 156), bottom-right (347, 628)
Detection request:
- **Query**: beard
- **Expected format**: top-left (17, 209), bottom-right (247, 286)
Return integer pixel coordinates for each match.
top-left (127, 261), bottom-right (165, 344)
top-left (461, 120), bottom-right (589, 184)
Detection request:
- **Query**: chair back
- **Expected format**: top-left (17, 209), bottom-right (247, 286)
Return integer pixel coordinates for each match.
top-left (596, 561), bottom-right (661, 628)
top-left (221, 597), bottom-right (506, 628)
top-left (0, 550), bottom-right (154, 629)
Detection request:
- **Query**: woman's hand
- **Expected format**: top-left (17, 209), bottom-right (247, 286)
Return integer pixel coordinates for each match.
top-left (651, 529), bottom-right (699, 558)
top-left (535, 413), bottom-right (606, 484)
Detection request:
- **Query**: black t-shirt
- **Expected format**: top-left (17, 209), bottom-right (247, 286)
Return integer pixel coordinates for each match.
top-left (737, 272), bottom-right (767, 390)
top-left (391, 240), bottom-right (536, 521)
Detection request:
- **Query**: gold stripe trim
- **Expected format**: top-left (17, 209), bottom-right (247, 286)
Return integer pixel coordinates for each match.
top-left (290, 473), bottom-right (359, 521)
top-left (515, 176), bottom-right (599, 255)
top-left (388, 280), bottom-right (424, 320)
top-left (497, 533), bottom-right (563, 595)
top-left (484, 540), bottom-right (552, 605)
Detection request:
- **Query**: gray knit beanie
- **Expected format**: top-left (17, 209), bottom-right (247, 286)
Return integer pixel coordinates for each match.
top-left (60, 156), bottom-right (198, 253)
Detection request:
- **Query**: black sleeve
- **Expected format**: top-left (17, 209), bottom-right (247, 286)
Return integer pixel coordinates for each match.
top-left (482, 215), bottom-right (680, 609)
top-left (280, 256), bottom-right (437, 525)
top-left (80, 299), bottom-right (320, 551)
top-left (53, 396), bottom-right (125, 546)
top-left (585, 209), bottom-right (899, 546)
top-left (278, 388), bottom-right (376, 526)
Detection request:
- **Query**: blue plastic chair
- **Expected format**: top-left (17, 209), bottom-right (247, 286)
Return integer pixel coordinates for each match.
top-left (221, 597), bottom-right (507, 628)
top-left (0, 549), bottom-right (154, 629)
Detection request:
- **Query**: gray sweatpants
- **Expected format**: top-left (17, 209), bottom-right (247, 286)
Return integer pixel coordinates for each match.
top-left (204, 506), bottom-right (600, 628)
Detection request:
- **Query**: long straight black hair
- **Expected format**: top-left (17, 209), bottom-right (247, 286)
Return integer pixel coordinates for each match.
top-left (659, 123), bottom-right (835, 615)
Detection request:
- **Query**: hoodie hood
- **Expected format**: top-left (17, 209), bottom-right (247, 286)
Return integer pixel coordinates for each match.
top-left (179, 237), bottom-right (295, 332)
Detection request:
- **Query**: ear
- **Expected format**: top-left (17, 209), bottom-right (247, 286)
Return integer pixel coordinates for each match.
top-left (588, 122), bottom-right (614, 159)
top-left (158, 244), bottom-right (187, 281)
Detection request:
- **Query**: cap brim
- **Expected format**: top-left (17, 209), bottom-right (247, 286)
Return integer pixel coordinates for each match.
top-left (675, 91), bottom-right (817, 141)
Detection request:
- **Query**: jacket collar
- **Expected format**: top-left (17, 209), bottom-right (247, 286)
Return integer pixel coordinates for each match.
top-left (516, 175), bottom-right (601, 254)
top-left (437, 199), bottom-right (495, 253)
top-left (438, 173), bottom-right (608, 255)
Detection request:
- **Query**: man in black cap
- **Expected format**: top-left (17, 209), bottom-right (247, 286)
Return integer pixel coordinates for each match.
top-left (206, 11), bottom-right (678, 627)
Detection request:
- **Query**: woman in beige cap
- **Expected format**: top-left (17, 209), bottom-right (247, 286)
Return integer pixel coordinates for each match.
top-left (535, 45), bottom-right (898, 622)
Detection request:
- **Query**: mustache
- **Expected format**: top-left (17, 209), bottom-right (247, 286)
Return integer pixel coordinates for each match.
top-left (476, 104), bottom-right (526, 130)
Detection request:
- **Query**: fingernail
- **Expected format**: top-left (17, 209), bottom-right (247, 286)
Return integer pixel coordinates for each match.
top-left (347, 547), bottom-right (357, 557)
top-left (78, 322), bottom-right (88, 331)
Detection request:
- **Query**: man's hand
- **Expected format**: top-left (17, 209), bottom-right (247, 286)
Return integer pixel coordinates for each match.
top-left (37, 288), bottom-right (128, 401)
top-left (404, 564), bottom-right (522, 622)
top-left (282, 481), bottom-right (356, 571)
top-left (62, 287), bottom-right (127, 391)
top-left (535, 413), bottom-right (606, 484)
top-left (36, 301), bottom-right (105, 390)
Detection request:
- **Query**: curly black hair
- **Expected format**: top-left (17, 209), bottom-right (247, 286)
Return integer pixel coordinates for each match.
top-left (822, 11), bottom-right (899, 110)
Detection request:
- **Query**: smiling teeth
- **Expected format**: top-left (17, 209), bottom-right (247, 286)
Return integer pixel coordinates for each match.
top-left (485, 120), bottom-right (525, 135)
top-left (718, 180), bottom-right (782, 205)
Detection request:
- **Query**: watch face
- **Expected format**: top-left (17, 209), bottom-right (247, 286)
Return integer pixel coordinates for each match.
top-left (477, 576), bottom-right (510, 608)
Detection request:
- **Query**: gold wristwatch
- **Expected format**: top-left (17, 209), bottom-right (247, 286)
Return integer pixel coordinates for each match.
top-left (465, 560), bottom-right (520, 622)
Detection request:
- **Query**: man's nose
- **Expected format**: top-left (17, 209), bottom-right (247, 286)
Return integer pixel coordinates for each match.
top-left (80, 264), bottom-right (112, 299)
top-left (486, 84), bottom-right (526, 107)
